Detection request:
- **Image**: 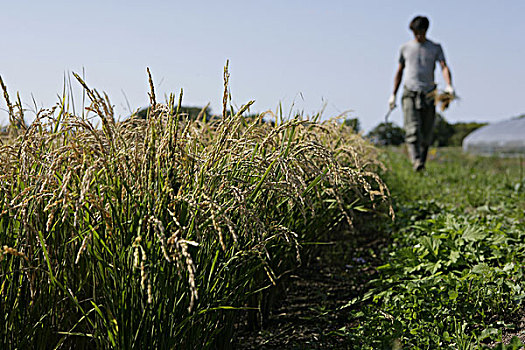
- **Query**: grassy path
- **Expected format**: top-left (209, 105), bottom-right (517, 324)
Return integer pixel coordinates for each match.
top-left (346, 148), bottom-right (525, 349)
top-left (236, 148), bottom-right (525, 349)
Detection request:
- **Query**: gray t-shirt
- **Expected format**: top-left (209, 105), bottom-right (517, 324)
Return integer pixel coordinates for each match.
top-left (399, 39), bottom-right (446, 92)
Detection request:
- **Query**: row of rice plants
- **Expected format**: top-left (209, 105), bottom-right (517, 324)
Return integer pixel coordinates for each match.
top-left (0, 67), bottom-right (390, 349)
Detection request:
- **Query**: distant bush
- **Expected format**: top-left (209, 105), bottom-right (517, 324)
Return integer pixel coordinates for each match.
top-left (367, 122), bottom-right (405, 146)
top-left (431, 114), bottom-right (487, 147)
top-left (129, 105), bottom-right (213, 121)
top-left (343, 118), bottom-right (361, 133)
top-left (365, 114), bottom-right (487, 148)
top-left (447, 121), bottom-right (488, 146)
top-left (432, 113), bottom-right (455, 147)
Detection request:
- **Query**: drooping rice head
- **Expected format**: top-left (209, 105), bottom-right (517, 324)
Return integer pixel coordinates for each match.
top-left (434, 91), bottom-right (458, 111)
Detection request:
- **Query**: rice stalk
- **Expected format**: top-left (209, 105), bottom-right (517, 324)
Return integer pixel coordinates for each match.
top-left (0, 66), bottom-right (391, 349)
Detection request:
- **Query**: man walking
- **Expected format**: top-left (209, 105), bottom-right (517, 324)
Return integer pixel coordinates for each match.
top-left (389, 16), bottom-right (455, 171)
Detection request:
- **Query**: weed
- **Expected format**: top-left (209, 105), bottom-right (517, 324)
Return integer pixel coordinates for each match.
top-left (344, 148), bottom-right (525, 349)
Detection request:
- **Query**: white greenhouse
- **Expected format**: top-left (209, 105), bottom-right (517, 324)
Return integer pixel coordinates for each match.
top-left (463, 118), bottom-right (525, 156)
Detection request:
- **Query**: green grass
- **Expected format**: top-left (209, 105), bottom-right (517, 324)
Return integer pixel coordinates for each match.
top-left (344, 147), bottom-right (525, 349)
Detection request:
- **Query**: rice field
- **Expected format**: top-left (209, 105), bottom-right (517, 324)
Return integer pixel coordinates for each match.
top-left (0, 67), bottom-right (391, 349)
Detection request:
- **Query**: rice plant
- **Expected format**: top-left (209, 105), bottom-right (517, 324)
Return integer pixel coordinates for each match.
top-left (0, 65), bottom-right (390, 349)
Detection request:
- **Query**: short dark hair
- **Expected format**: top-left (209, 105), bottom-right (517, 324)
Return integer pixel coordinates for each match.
top-left (409, 16), bottom-right (429, 32)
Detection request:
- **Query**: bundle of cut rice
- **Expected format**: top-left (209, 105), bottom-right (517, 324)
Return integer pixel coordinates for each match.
top-left (434, 91), bottom-right (458, 111)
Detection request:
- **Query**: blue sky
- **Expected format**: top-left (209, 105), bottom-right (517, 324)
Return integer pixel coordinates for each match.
top-left (1, 0), bottom-right (524, 131)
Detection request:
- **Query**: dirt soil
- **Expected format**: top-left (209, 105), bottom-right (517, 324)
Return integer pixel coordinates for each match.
top-left (234, 226), bottom-right (388, 349)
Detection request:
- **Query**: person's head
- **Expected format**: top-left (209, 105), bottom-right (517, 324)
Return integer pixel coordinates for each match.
top-left (409, 16), bottom-right (429, 42)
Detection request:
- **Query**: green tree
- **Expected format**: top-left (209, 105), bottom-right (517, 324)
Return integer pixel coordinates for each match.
top-left (367, 122), bottom-right (405, 146)
top-left (448, 122), bottom-right (487, 146)
top-left (130, 105), bottom-right (213, 121)
top-left (432, 113), bottom-right (455, 147)
top-left (432, 114), bottom-right (487, 147)
top-left (343, 118), bottom-right (361, 133)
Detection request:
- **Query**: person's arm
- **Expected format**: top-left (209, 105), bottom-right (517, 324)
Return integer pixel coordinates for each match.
top-left (389, 63), bottom-right (404, 109)
top-left (393, 62), bottom-right (405, 96)
top-left (439, 60), bottom-right (454, 94)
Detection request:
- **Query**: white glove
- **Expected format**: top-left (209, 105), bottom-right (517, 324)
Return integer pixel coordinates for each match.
top-left (444, 84), bottom-right (455, 96)
top-left (388, 94), bottom-right (396, 110)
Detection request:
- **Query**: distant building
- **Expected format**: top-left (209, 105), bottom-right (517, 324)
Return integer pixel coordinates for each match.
top-left (463, 117), bottom-right (525, 156)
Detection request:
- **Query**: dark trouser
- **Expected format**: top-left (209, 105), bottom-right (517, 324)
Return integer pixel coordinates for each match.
top-left (402, 88), bottom-right (436, 169)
